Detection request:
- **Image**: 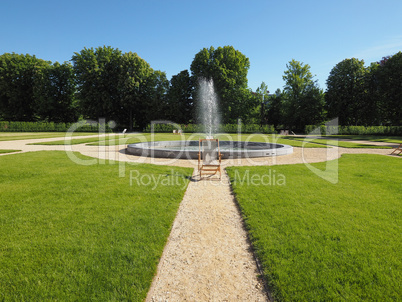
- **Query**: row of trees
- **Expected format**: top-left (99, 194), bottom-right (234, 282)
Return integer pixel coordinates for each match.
top-left (0, 46), bottom-right (400, 131)
top-left (0, 54), bottom-right (76, 123)
top-left (0, 48), bottom-right (171, 129)
top-left (258, 54), bottom-right (401, 130)
top-left (0, 46), bottom-right (259, 129)
top-left (326, 56), bottom-right (401, 126)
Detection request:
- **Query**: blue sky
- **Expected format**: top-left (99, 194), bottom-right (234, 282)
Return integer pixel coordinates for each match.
top-left (1, 0), bottom-right (402, 92)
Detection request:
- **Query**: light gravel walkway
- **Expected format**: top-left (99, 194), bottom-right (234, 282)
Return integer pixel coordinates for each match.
top-left (0, 135), bottom-right (399, 301)
top-left (146, 171), bottom-right (268, 301)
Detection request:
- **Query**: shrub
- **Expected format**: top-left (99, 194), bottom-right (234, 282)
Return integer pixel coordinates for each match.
top-left (144, 123), bottom-right (276, 134)
top-left (0, 121), bottom-right (113, 132)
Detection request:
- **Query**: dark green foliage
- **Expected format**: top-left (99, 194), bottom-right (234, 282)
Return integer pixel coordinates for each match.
top-left (265, 89), bottom-right (283, 128)
top-left (0, 121), bottom-right (112, 132)
top-left (282, 60), bottom-right (326, 131)
top-left (166, 70), bottom-right (194, 124)
top-left (305, 124), bottom-right (402, 135)
top-left (34, 62), bottom-right (78, 122)
top-left (117, 51), bottom-right (156, 130)
top-left (325, 53), bottom-right (402, 126)
top-left (376, 52), bottom-right (402, 125)
top-left (1, 48), bottom-right (400, 128)
top-left (72, 46), bottom-right (122, 121)
top-left (72, 47), bottom-right (168, 130)
top-left (190, 46), bottom-right (257, 123)
top-left (0, 53), bottom-right (50, 121)
top-left (143, 123), bottom-right (275, 134)
top-left (142, 70), bottom-right (170, 126)
top-left (325, 58), bottom-right (367, 125)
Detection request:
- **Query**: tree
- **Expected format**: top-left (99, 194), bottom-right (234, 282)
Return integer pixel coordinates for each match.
top-left (266, 89), bottom-right (284, 128)
top-left (255, 82), bottom-right (270, 126)
top-left (166, 70), bottom-right (193, 124)
top-left (377, 52), bottom-right (402, 125)
top-left (190, 46), bottom-right (253, 123)
top-left (142, 70), bottom-right (169, 125)
top-left (361, 62), bottom-right (383, 125)
top-left (0, 53), bottom-right (50, 121)
top-left (282, 59), bottom-right (325, 131)
top-left (71, 46), bottom-right (122, 121)
top-left (118, 51), bottom-right (153, 129)
top-left (325, 58), bottom-right (367, 125)
top-left (34, 62), bottom-right (78, 122)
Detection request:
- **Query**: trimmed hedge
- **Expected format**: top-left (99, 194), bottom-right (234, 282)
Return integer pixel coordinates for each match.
top-left (305, 125), bottom-right (402, 136)
top-left (0, 121), bottom-right (113, 132)
top-left (144, 123), bottom-right (276, 134)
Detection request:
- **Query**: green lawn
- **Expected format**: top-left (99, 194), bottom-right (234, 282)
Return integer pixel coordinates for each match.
top-left (288, 137), bottom-right (392, 148)
top-left (324, 135), bottom-right (402, 144)
top-left (0, 149), bottom-right (20, 154)
top-left (0, 151), bottom-right (192, 301)
top-left (227, 154), bottom-right (402, 301)
top-left (34, 133), bottom-right (327, 148)
top-left (0, 132), bottom-right (99, 141)
top-left (32, 135), bottom-right (116, 145)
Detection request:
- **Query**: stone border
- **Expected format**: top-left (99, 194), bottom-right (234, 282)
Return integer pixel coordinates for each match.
top-left (127, 140), bottom-right (293, 159)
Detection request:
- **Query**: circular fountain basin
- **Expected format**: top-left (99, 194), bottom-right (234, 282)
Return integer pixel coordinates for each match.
top-left (126, 140), bottom-right (293, 159)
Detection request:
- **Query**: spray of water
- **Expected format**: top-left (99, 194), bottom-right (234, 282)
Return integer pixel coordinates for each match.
top-left (198, 78), bottom-right (220, 138)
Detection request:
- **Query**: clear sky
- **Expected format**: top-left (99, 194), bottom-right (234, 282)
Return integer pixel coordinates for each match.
top-left (1, 0), bottom-right (402, 92)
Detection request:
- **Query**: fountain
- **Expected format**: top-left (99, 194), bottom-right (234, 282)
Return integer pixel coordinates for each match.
top-left (126, 78), bottom-right (293, 159)
top-left (198, 78), bottom-right (220, 138)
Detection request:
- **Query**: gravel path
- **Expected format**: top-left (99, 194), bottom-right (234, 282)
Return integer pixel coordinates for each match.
top-left (146, 171), bottom-right (268, 301)
top-left (0, 136), bottom-right (398, 301)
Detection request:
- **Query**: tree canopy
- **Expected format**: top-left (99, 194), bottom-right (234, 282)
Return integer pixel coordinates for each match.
top-left (72, 46), bottom-right (122, 121)
top-left (325, 54), bottom-right (402, 126)
top-left (0, 53), bottom-right (50, 121)
top-left (0, 53), bottom-right (76, 122)
top-left (166, 70), bottom-right (194, 124)
top-left (282, 59), bottom-right (326, 131)
top-left (325, 58), bottom-right (366, 125)
top-left (376, 52), bottom-right (402, 125)
top-left (34, 62), bottom-right (78, 122)
top-left (0, 47), bottom-right (400, 130)
top-left (72, 46), bottom-right (167, 129)
top-left (190, 46), bottom-right (255, 123)
top-left (117, 51), bottom-right (154, 129)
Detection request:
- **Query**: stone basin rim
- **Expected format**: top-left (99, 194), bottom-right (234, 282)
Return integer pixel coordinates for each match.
top-left (126, 140), bottom-right (293, 159)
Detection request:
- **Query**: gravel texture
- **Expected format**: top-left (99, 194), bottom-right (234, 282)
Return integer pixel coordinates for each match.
top-left (146, 170), bottom-right (268, 301)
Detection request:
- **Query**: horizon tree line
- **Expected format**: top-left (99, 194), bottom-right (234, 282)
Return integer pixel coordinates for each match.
top-left (0, 46), bottom-right (400, 131)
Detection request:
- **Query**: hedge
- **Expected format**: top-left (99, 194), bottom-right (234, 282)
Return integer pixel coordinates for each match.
top-left (144, 123), bottom-right (276, 134)
top-left (0, 121), bottom-right (113, 132)
top-left (305, 125), bottom-right (402, 136)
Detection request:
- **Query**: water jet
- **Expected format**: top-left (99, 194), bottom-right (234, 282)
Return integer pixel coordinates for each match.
top-left (127, 78), bottom-right (293, 159)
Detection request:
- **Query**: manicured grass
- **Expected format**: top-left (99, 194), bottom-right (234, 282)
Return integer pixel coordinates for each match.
top-left (227, 154), bottom-right (402, 301)
top-left (324, 135), bottom-right (402, 144)
top-left (35, 133), bottom-right (327, 148)
top-left (0, 149), bottom-right (21, 154)
top-left (217, 134), bottom-right (327, 148)
top-left (288, 137), bottom-right (392, 148)
top-left (31, 135), bottom-right (117, 145)
top-left (0, 132), bottom-right (98, 141)
top-left (0, 151), bottom-right (192, 301)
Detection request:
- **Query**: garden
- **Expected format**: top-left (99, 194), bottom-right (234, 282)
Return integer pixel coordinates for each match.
top-left (0, 131), bottom-right (401, 301)
top-left (0, 44), bottom-right (401, 301)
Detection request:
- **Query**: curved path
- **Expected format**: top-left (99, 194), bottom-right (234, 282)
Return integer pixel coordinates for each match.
top-left (0, 136), bottom-right (398, 301)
